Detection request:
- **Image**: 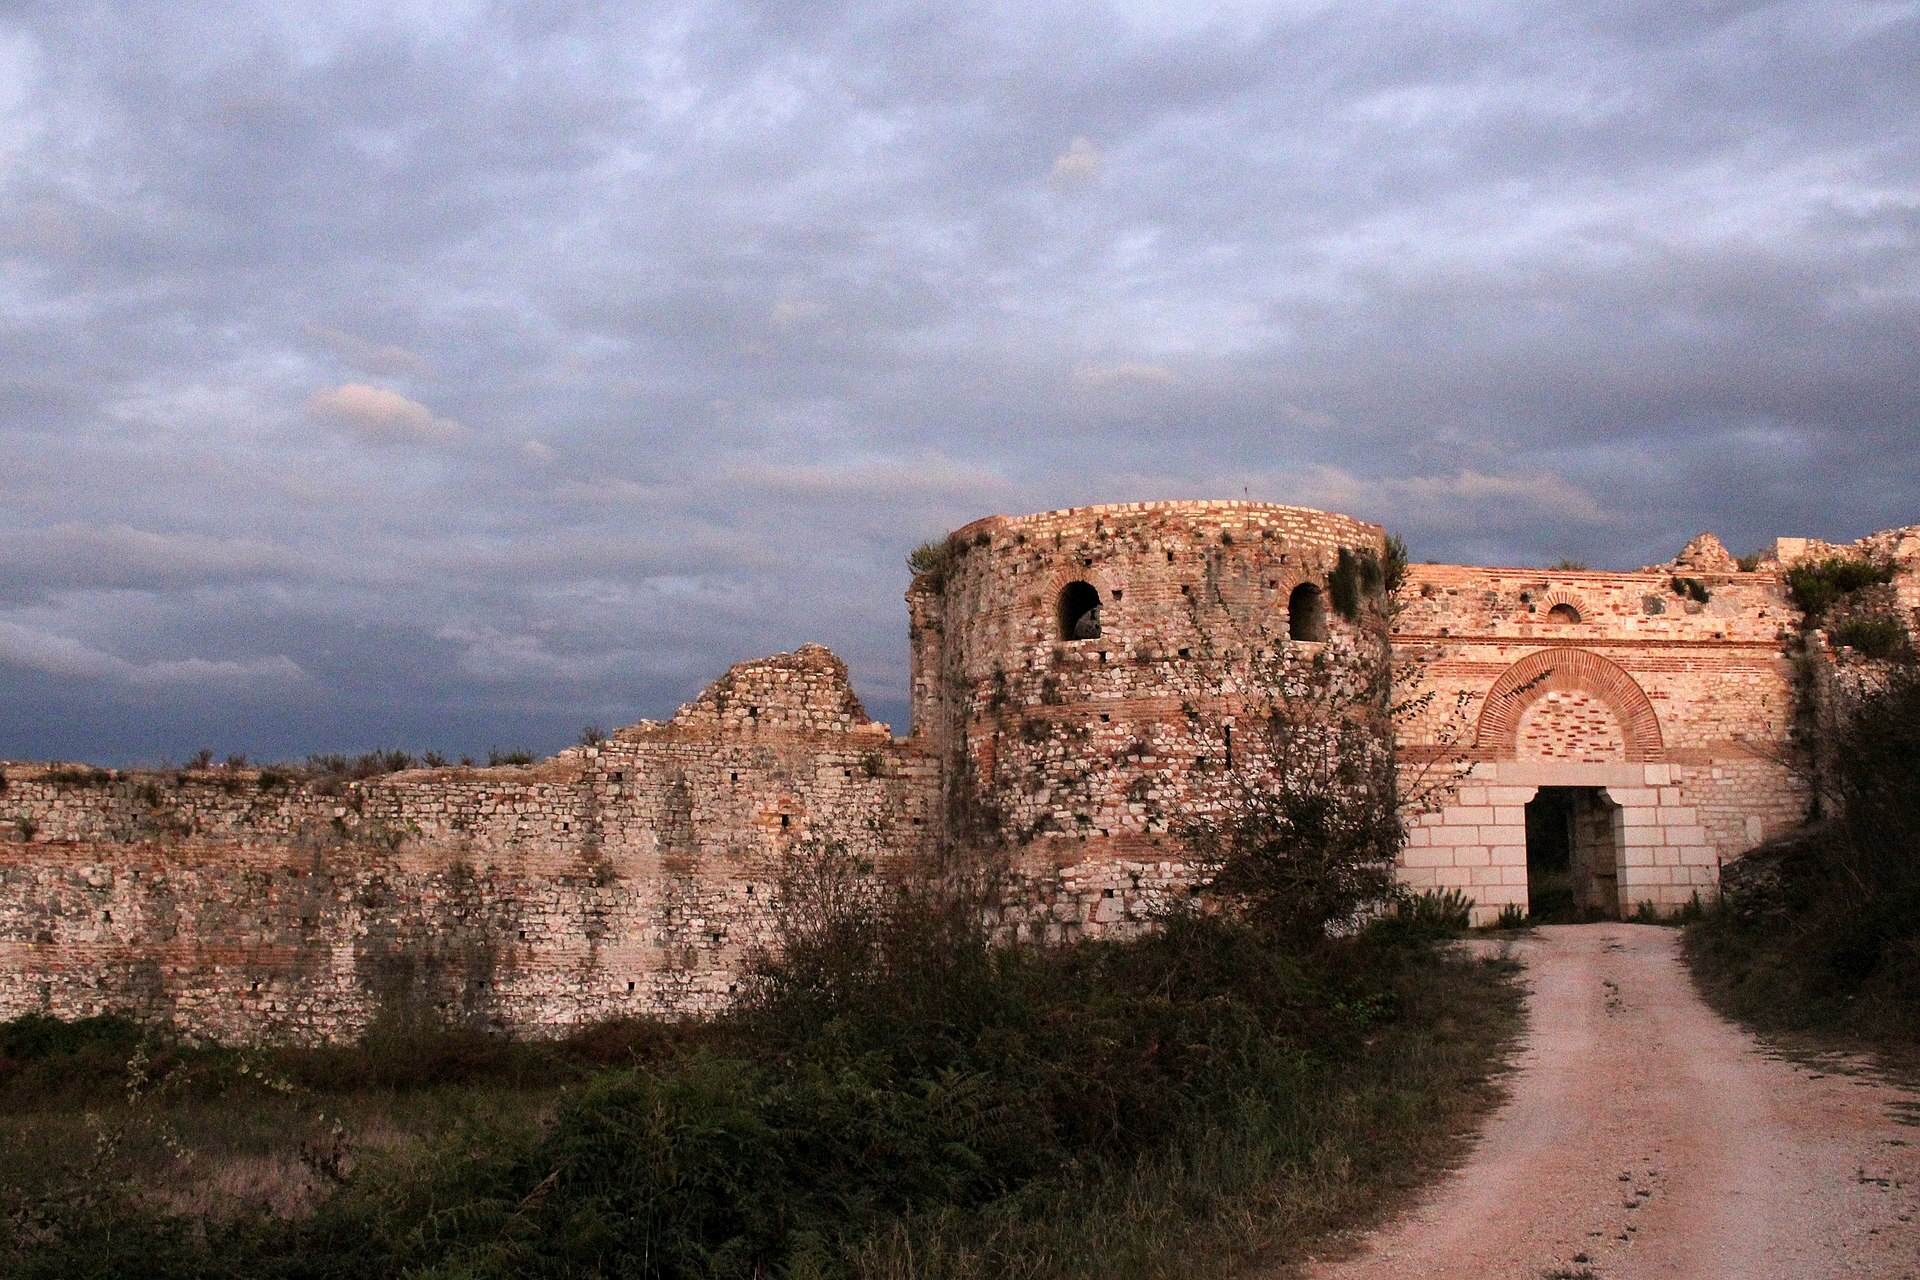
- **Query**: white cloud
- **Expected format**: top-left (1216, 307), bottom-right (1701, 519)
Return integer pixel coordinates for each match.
top-left (1049, 135), bottom-right (1103, 186)
top-left (1296, 466), bottom-right (1615, 530)
top-left (306, 383), bottom-right (467, 447)
top-left (1, 523), bottom-right (292, 590)
top-left (307, 324), bottom-right (433, 378)
top-left (723, 452), bottom-right (1015, 503)
top-left (770, 299), bottom-right (830, 330)
top-left (1071, 361), bottom-right (1179, 390)
top-left (0, 620), bottom-right (307, 689)
top-left (521, 439), bottom-right (557, 464)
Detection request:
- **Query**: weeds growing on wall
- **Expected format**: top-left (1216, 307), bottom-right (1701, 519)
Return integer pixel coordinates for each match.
top-left (1687, 664), bottom-right (1920, 1055)
top-left (906, 536), bottom-right (962, 585)
top-left (1829, 614), bottom-right (1911, 661)
top-left (1784, 555), bottom-right (1895, 618)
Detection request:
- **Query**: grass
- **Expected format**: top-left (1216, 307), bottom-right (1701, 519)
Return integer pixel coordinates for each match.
top-left (0, 917), bottom-right (1521, 1279)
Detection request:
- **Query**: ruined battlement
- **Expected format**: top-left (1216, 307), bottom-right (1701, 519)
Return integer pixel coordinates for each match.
top-left (1, 500), bottom-right (1913, 1041)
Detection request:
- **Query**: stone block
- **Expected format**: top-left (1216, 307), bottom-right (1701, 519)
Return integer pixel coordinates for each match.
top-left (1442, 805), bottom-right (1496, 826)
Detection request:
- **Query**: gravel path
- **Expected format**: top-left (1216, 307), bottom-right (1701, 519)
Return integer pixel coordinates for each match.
top-left (1299, 923), bottom-right (1920, 1279)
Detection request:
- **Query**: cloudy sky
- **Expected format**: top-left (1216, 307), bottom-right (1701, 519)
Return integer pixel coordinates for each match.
top-left (1, 1), bottom-right (1915, 764)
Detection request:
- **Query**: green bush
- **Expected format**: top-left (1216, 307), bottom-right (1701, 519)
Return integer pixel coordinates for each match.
top-left (1689, 665), bottom-right (1920, 1050)
top-left (1383, 888), bottom-right (1475, 939)
top-left (906, 537), bottom-right (960, 583)
top-left (1669, 575), bottom-right (1711, 604)
top-left (1785, 555), bottom-right (1893, 617)
top-left (1830, 614), bottom-right (1909, 659)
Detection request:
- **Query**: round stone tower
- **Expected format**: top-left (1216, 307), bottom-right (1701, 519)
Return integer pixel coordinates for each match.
top-left (907, 500), bottom-right (1392, 923)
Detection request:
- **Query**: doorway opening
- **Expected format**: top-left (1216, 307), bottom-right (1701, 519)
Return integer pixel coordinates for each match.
top-left (1524, 786), bottom-right (1620, 920)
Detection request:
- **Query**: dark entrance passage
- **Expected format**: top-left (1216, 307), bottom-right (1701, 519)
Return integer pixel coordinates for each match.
top-left (1525, 787), bottom-right (1621, 920)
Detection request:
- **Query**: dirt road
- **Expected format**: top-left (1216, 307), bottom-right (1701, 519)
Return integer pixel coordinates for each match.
top-left (1301, 924), bottom-right (1920, 1279)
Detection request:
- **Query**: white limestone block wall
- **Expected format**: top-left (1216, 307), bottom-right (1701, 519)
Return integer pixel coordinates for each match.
top-left (1401, 761), bottom-right (1724, 923)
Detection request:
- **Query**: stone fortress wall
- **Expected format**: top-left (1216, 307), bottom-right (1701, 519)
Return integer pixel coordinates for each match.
top-left (2, 501), bottom-right (1914, 1039)
top-left (0, 646), bottom-right (932, 1041)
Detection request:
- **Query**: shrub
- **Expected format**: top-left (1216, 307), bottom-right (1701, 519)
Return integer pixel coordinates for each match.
top-left (1690, 665), bottom-right (1920, 1047)
top-left (906, 536), bottom-right (960, 583)
top-left (1785, 555), bottom-right (1893, 617)
top-left (1385, 888), bottom-right (1475, 938)
top-left (486, 749), bottom-right (535, 767)
top-left (1830, 614), bottom-right (1909, 660)
top-left (1327, 546), bottom-right (1387, 622)
top-left (1669, 575), bottom-right (1711, 604)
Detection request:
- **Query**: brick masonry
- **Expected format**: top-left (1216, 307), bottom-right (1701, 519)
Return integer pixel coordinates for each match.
top-left (2, 504), bottom-right (1913, 1037)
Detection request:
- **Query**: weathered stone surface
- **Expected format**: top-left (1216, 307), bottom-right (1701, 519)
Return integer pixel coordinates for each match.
top-left (1, 502), bottom-right (1913, 1036)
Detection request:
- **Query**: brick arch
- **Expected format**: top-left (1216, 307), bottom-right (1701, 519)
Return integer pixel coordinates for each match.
top-left (1537, 590), bottom-right (1589, 624)
top-left (1474, 647), bottom-right (1664, 762)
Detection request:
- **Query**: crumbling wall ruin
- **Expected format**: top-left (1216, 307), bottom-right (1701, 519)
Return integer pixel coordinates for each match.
top-left (2, 500), bottom-right (1912, 1037)
top-left (0, 645), bottom-right (932, 1041)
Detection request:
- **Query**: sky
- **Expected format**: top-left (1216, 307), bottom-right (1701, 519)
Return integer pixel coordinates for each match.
top-left (1, 1), bottom-right (1915, 765)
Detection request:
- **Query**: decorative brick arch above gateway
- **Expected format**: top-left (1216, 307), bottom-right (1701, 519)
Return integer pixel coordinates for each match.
top-left (1474, 647), bottom-right (1664, 763)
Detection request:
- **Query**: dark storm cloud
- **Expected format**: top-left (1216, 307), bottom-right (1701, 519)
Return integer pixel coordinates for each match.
top-left (1, 0), bottom-right (1915, 763)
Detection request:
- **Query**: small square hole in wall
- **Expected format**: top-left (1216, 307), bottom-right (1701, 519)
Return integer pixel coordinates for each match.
top-left (1102, 888), bottom-right (1115, 898)
top-left (1180, 584), bottom-right (1190, 595)
top-left (627, 981), bottom-right (636, 993)
top-left (1178, 647), bottom-right (1190, 658)
top-left (730, 772), bottom-right (738, 782)
top-left (612, 771), bottom-right (623, 782)
top-left (518, 930), bottom-right (527, 940)
top-left (1166, 550), bottom-right (1174, 563)
top-left (1098, 651), bottom-right (1108, 662)
top-left (1112, 589), bottom-right (1123, 600)
top-left (728, 984), bottom-right (738, 995)
top-left (780, 813), bottom-right (790, 827)
top-left (1099, 713), bottom-right (1110, 722)
top-left (711, 932), bottom-right (722, 944)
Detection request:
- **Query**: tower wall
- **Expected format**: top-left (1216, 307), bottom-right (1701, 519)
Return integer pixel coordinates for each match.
top-left (909, 501), bottom-right (1391, 939)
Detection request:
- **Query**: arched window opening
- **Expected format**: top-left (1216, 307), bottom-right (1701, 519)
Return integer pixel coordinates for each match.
top-left (1547, 603), bottom-right (1582, 625)
top-left (1058, 581), bottom-right (1102, 640)
top-left (1288, 582), bottom-right (1328, 642)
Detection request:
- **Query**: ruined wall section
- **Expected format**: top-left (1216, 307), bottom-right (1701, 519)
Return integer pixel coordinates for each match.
top-left (909, 500), bottom-right (1390, 941)
top-left (1393, 561), bottom-right (1805, 916)
top-left (0, 645), bottom-right (933, 1042)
